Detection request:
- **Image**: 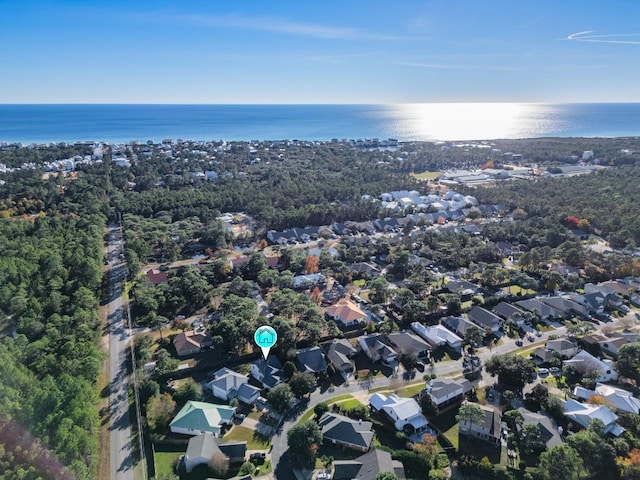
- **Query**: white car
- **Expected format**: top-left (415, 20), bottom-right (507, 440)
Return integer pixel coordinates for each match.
top-left (317, 473), bottom-right (332, 480)
top-left (538, 368), bottom-right (549, 376)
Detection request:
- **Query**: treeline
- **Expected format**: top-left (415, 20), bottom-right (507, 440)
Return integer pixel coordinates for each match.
top-left (466, 165), bottom-right (640, 247)
top-left (0, 215), bottom-right (105, 480)
top-left (0, 164), bottom-right (109, 479)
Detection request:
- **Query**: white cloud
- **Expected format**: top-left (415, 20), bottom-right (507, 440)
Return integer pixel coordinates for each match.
top-left (567, 31), bottom-right (640, 45)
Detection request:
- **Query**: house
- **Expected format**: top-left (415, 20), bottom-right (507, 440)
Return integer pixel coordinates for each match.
top-left (250, 356), bottom-right (284, 390)
top-left (442, 315), bottom-right (482, 338)
top-left (533, 347), bottom-right (555, 364)
top-left (446, 280), bottom-right (479, 299)
top-left (563, 399), bottom-right (624, 436)
top-left (170, 401), bottom-right (236, 437)
top-left (545, 338), bottom-right (579, 358)
top-left (294, 346), bottom-right (327, 374)
top-left (411, 322), bottom-right (463, 353)
top-left (424, 378), bottom-right (472, 409)
top-left (516, 298), bottom-right (564, 321)
top-left (178, 433), bottom-right (246, 473)
top-left (359, 334), bottom-right (398, 366)
top-left (369, 393), bottom-right (429, 434)
top-left (573, 383), bottom-right (640, 414)
top-left (598, 332), bottom-right (639, 357)
top-left (539, 296), bottom-right (588, 318)
top-left (291, 273), bottom-right (326, 290)
top-left (493, 302), bottom-right (528, 326)
top-left (516, 408), bottom-right (563, 450)
top-left (321, 339), bottom-right (358, 380)
top-left (325, 300), bottom-right (367, 329)
top-left (173, 330), bottom-right (213, 358)
top-left (204, 368), bottom-right (260, 405)
top-left (333, 449), bottom-right (406, 480)
top-left (585, 283), bottom-right (625, 306)
top-left (458, 403), bottom-right (501, 446)
top-left (563, 350), bottom-right (618, 382)
top-left (467, 306), bottom-right (502, 333)
top-left (386, 331), bottom-right (432, 358)
top-left (146, 268), bottom-right (168, 285)
top-left (350, 262), bottom-right (382, 279)
top-left (319, 413), bottom-right (374, 452)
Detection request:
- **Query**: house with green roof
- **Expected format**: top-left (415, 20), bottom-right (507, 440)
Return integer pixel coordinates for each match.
top-left (170, 401), bottom-right (236, 437)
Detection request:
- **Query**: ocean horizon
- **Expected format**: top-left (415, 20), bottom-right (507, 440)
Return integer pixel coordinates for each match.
top-left (1, 103), bottom-right (640, 144)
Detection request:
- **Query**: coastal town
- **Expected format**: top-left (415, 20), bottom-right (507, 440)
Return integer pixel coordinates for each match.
top-left (2, 138), bottom-right (640, 480)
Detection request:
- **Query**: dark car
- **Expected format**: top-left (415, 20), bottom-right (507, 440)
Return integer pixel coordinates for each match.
top-left (515, 340), bottom-right (523, 346)
top-left (250, 452), bottom-right (266, 464)
top-left (414, 361), bottom-right (426, 372)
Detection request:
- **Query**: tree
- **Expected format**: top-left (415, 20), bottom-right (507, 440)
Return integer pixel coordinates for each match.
top-left (238, 462), bottom-right (256, 476)
top-left (618, 448), bottom-right (640, 480)
top-left (538, 444), bottom-right (584, 480)
top-left (156, 348), bottom-right (179, 374)
top-left (304, 255), bottom-right (320, 274)
top-left (375, 473), bottom-right (398, 480)
top-left (484, 353), bottom-right (536, 388)
top-left (145, 393), bottom-right (176, 431)
top-left (616, 342), bottom-right (640, 383)
top-left (413, 434), bottom-right (438, 465)
top-left (208, 454), bottom-right (230, 478)
top-left (463, 326), bottom-right (483, 348)
top-left (267, 383), bottom-right (294, 412)
top-left (314, 402), bottom-right (329, 418)
top-left (503, 409), bottom-right (524, 434)
top-left (457, 402), bottom-right (485, 430)
top-left (283, 361), bottom-right (297, 380)
top-left (419, 392), bottom-right (439, 417)
top-left (525, 383), bottom-right (549, 410)
top-left (174, 378), bottom-right (203, 402)
top-left (520, 423), bottom-right (542, 454)
top-left (369, 276), bottom-right (390, 304)
top-left (289, 372), bottom-right (316, 398)
top-left (287, 420), bottom-right (322, 466)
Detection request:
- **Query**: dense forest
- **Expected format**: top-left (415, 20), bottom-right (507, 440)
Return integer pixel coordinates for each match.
top-left (467, 165), bottom-right (640, 248)
top-left (0, 165), bottom-right (108, 479)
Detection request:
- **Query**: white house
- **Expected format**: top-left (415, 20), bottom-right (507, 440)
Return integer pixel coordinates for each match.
top-left (563, 350), bottom-right (618, 382)
top-left (369, 393), bottom-right (429, 434)
top-left (411, 322), bottom-right (463, 352)
top-left (563, 399), bottom-right (624, 436)
top-left (424, 378), bottom-right (472, 408)
top-left (204, 367), bottom-right (260, 405)
top-left (573, 383), bottom-right (640, 414)
top-left (545, 338), bottom-right (580, 358)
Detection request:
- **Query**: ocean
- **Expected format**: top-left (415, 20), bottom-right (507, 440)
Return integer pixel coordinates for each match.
top-left (1, 103), bottom-right (640, 144)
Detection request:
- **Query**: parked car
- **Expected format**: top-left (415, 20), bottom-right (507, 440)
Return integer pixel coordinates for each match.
top-left (549, 367), bottom-right (561, 375)
top-left (250, 452), bottom-right (266, 464)
top-left (414, 361), bottom-right (426, 372)
top-left (515, 340), bottom-right (523, 347)
top-left (317, 473), bottom-right (331, 480)
top-left (538, 368), bottom-right (549, 376)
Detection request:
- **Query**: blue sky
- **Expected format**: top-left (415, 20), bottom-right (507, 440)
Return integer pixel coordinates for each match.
top-left (2, 0), bottom-right (640, 103)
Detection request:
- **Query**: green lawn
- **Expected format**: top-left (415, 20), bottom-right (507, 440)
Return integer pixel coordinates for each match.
top-left (410, 171), bottom-right (441, 180)
top-left (335, 398), bottom-right (364, 410)
top-left (397, 383), bottom-right (426, 398)
top-left (222, 426), bottom-right (270, 450)
top-left (353, 279), bottom-right (366, 287)
top-left (297, 408), bottom-right (316, 424)
top-left (430, 409), bottom-right (460, 450)
top-left (153, 451), bottom-right (181, 479)
top-left (502, 285), bottom-right (537, 296)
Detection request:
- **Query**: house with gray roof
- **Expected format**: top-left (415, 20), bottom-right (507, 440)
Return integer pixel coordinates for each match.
top-left (540, 296), bottom-right (588, 318)
top-left (205, 367), bottom-right (261, 405)
top-left (516, 408), bottom-right (563, 450)
top-left (424, 378), bottom-right (472, 409)
top-left (458, 403), bottom-right (501, 446)
top-left (386, 331), bottom-right (432, 358)
top-left (493, 302), bottom-right (528, 326)
top-left (411, 322), bottom-right (463, 352)
top-left (359, 333), bottom-right (398, 366)
top-left (295, 346), bottom-right (328, 375)
top-left (250, 356), bottom-right (284, 390)
top-left (333, 449), bottom-right (405, 480)
top-left (319, 413), bottom-right (374, 452)
top-left (516, 298), bottom-right (564, 321)
top-left (467, 306), bottom-right (502, 333)
top-left (442, 315), bottom-right (482, 338)
top-left (369, 393), bottom-right (429, 434)
top-left (573, 383), bottom-right (640, 414)
top-left (178, 433), bottom-right (246, 473)
top-left (321, 339), bottom-right (357, 380)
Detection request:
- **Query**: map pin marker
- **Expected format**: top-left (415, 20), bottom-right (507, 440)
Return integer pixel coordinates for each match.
top-left (254, 325), bottom-right (277, 360)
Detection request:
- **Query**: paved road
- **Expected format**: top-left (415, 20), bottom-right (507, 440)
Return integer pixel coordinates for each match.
top-left (106, 224), bottom-right (134, 480)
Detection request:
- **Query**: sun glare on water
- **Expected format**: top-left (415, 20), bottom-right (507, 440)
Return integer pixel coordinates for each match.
top-left (388, 103), bottom-right (541, 140)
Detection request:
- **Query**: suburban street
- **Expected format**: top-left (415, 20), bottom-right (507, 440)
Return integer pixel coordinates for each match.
top-left (106, 224), bottom-right (135, 480)
top-left (269, 312), bottom-right (637, 479)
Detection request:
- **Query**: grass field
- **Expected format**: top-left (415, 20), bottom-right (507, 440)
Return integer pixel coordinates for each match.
top-left (335, 398), bottom-right (364, 410)
top-left (430, 409), bottom-right (460, 450)
top-left (154, 451), bottom-right (181, 479)
top-left (222, 426), bottom-right (271, 450)
top-left (411, 171), bottom-right (441, 180)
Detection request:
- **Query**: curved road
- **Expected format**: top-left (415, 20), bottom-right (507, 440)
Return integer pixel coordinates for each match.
top-left (106, 224), bottom-right (134, 480)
